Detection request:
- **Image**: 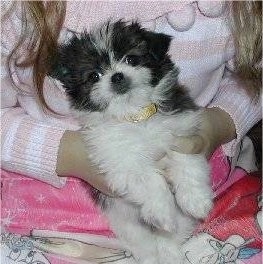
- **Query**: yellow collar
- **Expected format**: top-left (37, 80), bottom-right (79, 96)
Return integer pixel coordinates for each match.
top-left (125, 103), bottom-right (158, 123)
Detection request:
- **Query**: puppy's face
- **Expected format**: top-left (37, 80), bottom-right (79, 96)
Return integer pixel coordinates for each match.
top-left (50, 21), bottom-right (173, 115)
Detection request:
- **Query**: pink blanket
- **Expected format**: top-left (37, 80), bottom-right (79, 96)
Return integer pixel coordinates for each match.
top-left (1, 148), bottom-right (261, 263)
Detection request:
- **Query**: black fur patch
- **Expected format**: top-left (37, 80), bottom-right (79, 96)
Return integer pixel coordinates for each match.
top-left (49, 33), bottom-right (111, 111)
top-left (159, 84), bottom-right (199, 113)
top-left (111, 21), bottom-right (174, 86)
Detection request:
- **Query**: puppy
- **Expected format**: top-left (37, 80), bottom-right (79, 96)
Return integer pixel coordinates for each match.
top-left (49, 21), bottom-right (213, 264)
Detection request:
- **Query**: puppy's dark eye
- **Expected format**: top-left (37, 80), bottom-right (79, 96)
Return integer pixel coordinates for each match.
top-left (88, 71), bottom-right (102, 83)
top-left (125, 55), bottom-right (140, 66)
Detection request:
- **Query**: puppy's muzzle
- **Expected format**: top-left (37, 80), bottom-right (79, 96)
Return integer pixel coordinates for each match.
top-left (111, 72), bottom-right (131, 94)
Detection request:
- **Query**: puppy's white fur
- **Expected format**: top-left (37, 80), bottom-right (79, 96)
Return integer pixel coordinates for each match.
top-left (73, 65), bottom-right (213, 263)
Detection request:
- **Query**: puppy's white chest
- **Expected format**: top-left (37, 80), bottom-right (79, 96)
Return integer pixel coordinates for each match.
top-left (83, 119), bottom-right (171, 164)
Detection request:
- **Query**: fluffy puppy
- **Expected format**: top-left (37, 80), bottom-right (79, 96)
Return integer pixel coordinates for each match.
top-left (49, 20), bottom-right (213, 264)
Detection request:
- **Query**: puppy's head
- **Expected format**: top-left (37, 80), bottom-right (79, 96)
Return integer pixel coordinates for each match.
top-left (49, 20), bottom-right (174, 116)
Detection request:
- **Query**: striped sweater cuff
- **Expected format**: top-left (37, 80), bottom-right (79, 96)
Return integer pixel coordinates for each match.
top-left (2, 111), bottom-right (67, 188)
top-left (208, 79), bottom-right (262, 157)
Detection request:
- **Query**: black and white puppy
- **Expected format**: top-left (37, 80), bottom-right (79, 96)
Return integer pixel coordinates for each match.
top-left (49, 21), bottom-right (213, 264)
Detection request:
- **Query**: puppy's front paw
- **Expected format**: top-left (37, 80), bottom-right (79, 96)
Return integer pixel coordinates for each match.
top-left (140, 199), bottom-right (177, 232)
top-left (176, 185), bottom-right (213, 219)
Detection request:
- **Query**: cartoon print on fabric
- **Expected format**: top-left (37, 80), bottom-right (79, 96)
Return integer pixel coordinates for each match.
top-left (1, 231), bottom-right (134, 264)
top-left (0, 233), bottom-right (50, 264)
top-left (182, 175), bottom-right (262, 264)
top-left (31, 235), bottom-right (133, 263)
top-left (183, 234), bottom-right (261, 264)
top-left (255, 195), bottom-right (262, 233)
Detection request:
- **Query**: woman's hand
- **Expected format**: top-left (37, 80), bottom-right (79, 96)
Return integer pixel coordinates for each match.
top-left (56, 130), bottom-right (113, 195)
top-left (171, 107), bottom-right (236, 158)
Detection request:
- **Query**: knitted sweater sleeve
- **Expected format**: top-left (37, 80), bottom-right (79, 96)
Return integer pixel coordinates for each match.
top-left (1, 106), bottom-right (67, 188)
top-left (208, 74), bottom-right (262, 157)
top-left (1, 2), bottom-right (66, 187)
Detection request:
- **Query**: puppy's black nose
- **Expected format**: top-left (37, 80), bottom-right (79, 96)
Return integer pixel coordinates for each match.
top-left (111, 72), bottom-right (131, 94)
top-left (111, 72), bottom-right (124, 84)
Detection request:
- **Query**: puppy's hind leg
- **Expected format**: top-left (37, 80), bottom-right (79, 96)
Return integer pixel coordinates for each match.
top-left (167, 152), bottom-right (213, 219)
top-left (108, 200), bottom-right (159, 264)
top-left (156, 233), bottom-right (183, 264)
top-left (155, 204), bottom-right (196, 264)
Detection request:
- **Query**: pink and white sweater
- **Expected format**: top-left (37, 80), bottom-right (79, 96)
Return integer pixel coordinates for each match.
top-left (1, 1), bottom-right (261, 188)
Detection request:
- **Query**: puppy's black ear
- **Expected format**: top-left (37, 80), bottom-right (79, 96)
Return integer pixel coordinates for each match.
top-left (48, 57), bottom-right (69, 82)
top-left (47, 33), bottom-right (80, 83)
top-left (143, 31), bottom-right (172, 61)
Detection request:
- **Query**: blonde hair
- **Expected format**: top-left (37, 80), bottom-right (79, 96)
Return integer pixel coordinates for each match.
top-left (231, 1), bottom-right (262, 98)
top-left (3, 1), bottom-right (262, 111)
top-left (4, 1), bottom-right (66, 112)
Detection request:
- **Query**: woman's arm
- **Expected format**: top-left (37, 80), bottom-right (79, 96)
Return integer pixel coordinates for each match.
top-left (2, 106), bottom-right (110, 192)
top-left (208, 76), bottom-right (262, 156)
top-left (173, 77), bottom-right (261, 158)
top-left (172, 107), bottom-right (236, 158)
top-left (1, 3), bottom-right (110, 193)
top-left (57, 130), bottom-right (112, 194)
